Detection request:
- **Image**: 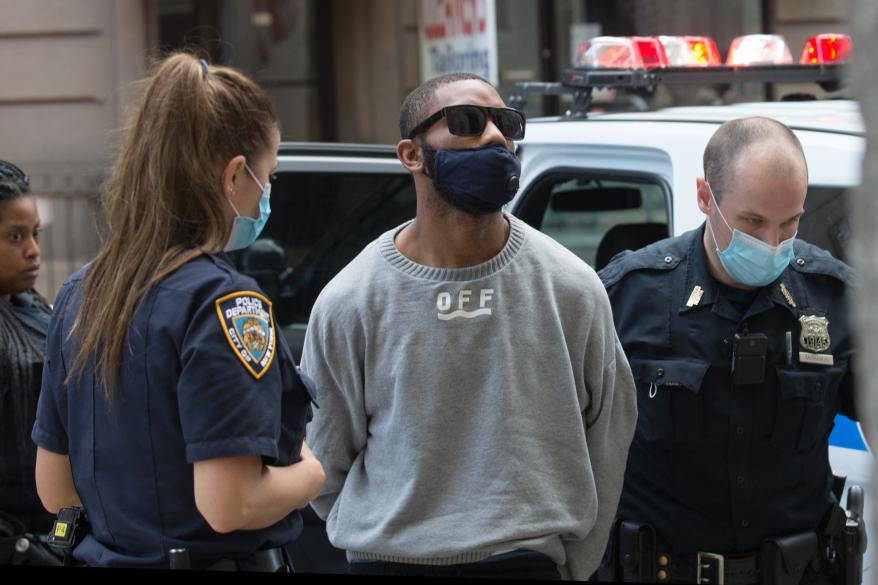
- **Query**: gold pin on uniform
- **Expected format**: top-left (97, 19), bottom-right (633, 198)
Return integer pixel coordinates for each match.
top-left (686, 285), bottom-right (704, 307)
top-left (780, 283), bottom-right (796, 308)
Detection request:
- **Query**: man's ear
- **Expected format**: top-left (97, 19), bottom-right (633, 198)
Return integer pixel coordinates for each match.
top-left (397, 139), bottom-right (424, 174)
top-left (695, 176), bottom-right (712, 215)
top-left (222, 155), bottom-right (247, 197)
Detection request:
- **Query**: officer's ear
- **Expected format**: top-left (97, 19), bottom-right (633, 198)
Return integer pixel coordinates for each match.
top-left (397, 138), bottom-right (425, 174)
top-left (222, 155), bottom-right (247, 198)
top-left (696, 177), bottom-right (712, 215)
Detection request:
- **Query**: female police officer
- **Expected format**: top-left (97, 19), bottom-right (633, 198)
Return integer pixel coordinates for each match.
top-left (30, 53), bottom-right (325, 570)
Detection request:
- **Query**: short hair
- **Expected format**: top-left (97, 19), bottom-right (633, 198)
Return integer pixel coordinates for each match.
top-left (399, 72), bottom-right (492, 139)
top-left (703, 117), bottom-right (808, 201)
top-left (0, 160), bottom-right (30, 201)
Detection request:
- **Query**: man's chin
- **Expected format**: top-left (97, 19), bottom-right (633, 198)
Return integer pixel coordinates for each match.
top-left (434, 188), bottom-right (500, 217)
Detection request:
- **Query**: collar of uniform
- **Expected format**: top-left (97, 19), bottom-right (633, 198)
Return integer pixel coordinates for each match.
top-left (680, 224), bottom-right (801, 322)
top-left (765, 240), bottom-right (817, 316)
top-left (217, 251), bottom-right (235, 266)
top-left (764, 268), bottom-right (802, 318)
top-left (679, 223), bottom-right (721, 314)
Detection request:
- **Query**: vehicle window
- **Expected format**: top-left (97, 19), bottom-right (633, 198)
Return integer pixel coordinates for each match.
top-left (516, 174), bottom-right (670, 270)
top-left (798, 186), bottom-right (850, 261)
top-left (231, 171), bottom-right (416, 354)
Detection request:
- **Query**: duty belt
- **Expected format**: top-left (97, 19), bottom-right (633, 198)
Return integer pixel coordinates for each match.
top-left (666, 550), bottom-right (760, 585)
top-left (206, 546), bottom-right (291, 572)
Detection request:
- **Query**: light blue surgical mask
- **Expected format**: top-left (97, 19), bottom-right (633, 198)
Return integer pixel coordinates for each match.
top-left (705, 183), bottom-right (795, 287)
top-left (225, 164), bottom-right (272, 252)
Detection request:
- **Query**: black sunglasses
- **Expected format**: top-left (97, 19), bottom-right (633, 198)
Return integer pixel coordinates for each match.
top-left (408, 105), bottom-right (526, 141)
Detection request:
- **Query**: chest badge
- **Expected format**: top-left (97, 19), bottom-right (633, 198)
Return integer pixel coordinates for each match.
top-left (799, 314), bottom-right (831, 353)
top-left (798, 313), bottom-right (834, 366)
top-left (215, 291), bottom-right (276, 379)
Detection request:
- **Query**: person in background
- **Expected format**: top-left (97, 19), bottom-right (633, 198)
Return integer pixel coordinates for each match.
top-left (0, 160), bottom-right (56, 544)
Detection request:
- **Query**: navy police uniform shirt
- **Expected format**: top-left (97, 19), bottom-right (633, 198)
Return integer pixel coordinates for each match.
top-left (598, 225), bottom-right (855, 556)
top-left (31, 254), bottom-right (315, 568)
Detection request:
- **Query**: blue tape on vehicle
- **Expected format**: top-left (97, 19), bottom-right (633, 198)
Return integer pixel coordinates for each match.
top-left (829, 414), bottom-right (868, 451)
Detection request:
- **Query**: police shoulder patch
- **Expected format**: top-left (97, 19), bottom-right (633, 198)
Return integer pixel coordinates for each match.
top-left (215, 291), bottom-right (276, 379)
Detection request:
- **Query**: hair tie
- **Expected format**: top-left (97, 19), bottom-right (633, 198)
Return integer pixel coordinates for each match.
top-left (200, 59), bottom-right (209, 74)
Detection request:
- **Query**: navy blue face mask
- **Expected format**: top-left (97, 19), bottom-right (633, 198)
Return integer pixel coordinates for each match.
top-left (422, 142), bottom-right (521, 215)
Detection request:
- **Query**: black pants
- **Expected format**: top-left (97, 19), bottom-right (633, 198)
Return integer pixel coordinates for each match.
top-left (348, 550), bottom-right (562, 580)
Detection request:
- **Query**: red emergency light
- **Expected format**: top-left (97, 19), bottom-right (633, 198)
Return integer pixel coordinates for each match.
top-left (800, 34), bottom-right (852, 64)
top-left (630, 36), bottom-right (669, 68)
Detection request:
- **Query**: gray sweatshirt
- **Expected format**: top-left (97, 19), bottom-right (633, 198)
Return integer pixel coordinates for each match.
top-left (302, 214), bottom-right (637, 580)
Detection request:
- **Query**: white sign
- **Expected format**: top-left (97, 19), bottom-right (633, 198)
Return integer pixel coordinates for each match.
top-left (419, 0), bottom-right (498, 84)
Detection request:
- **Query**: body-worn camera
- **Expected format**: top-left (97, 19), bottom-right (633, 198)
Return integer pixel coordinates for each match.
top-left (732, 333), bottom-right (768, 385)
top-left (47, 507), bottom-right (89, 553)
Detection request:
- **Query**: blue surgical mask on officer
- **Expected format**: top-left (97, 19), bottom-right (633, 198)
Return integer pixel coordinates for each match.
top-left (225, 164), bottom-right (271, 252)
top-left (705, 182), bottom-right (795, 287)
top-left (422, 142), bottom-right (521, 214)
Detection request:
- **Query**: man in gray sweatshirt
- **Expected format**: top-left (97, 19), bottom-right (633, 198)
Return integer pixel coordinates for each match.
top-left (301, 72), bottom-right (637, 580)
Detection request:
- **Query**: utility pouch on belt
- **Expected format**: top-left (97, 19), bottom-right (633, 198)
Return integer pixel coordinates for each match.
top-left (759, 532), bottom-right (818, 585)
top-left (840, 486), bottom-right (867, 585)
top-left (618, 521), bottom-right (656, 582)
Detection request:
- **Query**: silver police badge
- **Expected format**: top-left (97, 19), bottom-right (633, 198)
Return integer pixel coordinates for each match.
top-left (799, 314), bottom-right (831, 353)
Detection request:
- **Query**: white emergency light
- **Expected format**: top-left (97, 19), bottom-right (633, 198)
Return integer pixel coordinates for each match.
top-left (726, 34), bottom-right (793, 66)
top-left (657, 36), bottom-right (722, 67)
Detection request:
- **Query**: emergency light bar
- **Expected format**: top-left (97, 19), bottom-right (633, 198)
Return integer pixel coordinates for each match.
top-left (561, 63), bottom-right (844, 88)
top-left (575, 33), bottom-right (852, 70)
top-left (509, 63), bottom-right (846, 118)
top-left (522, 32), bottom-right (852, 118)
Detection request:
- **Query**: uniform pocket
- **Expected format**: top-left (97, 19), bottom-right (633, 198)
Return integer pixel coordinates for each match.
top-left (629, 357), bottom-right (709, 449)
top-left (773, 363), bottom-right (847, 452)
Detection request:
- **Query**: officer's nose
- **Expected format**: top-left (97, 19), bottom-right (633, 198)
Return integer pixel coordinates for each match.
top-left (764, 226), bottom-right (783, 247)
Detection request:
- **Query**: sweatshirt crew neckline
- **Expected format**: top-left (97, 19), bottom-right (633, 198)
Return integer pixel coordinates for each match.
top-left (378, 214), bottom-right (527, 282)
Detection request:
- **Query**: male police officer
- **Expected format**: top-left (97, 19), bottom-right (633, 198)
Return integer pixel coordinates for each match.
top-left (598, 117), bottom-right (857, 585)
top-left (302, 72), bottom-right (637, 580)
